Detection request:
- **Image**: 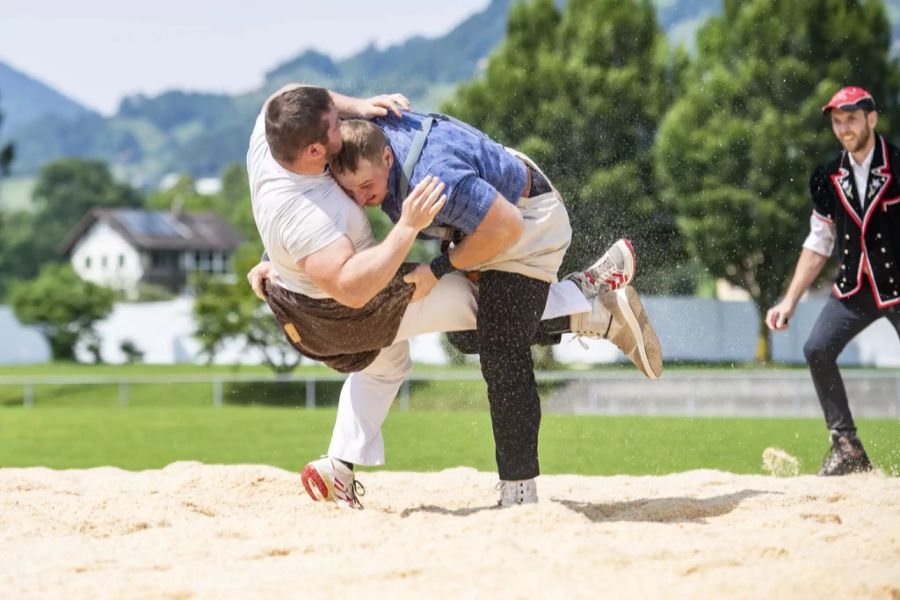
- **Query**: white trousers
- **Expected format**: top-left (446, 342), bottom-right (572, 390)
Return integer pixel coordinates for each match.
top-left (326, 272), bottom-right (590, 465)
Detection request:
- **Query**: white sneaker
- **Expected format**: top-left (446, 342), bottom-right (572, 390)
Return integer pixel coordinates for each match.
top-left (570, 287), bottom-right (663, 380)
top-left (565, 238), bottom-right (635, 298)
top-left (496, 479), bottom-right (538, 507)
top-left (301, 456), bottom-right (365, 509)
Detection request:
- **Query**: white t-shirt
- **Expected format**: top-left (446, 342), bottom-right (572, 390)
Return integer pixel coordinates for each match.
top-left (247, 111), bottom-right (375, 298)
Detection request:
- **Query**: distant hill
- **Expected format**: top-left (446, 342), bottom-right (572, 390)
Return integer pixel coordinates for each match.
top-left (0, 61), bottom-right (90, 133)
top-left (2, 0), bottom-right (899, 185)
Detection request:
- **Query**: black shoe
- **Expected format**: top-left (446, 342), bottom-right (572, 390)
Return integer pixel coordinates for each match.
top-left (818, 431), bottom-right (873, 476)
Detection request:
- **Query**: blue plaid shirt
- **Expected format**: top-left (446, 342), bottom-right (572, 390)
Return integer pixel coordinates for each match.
top-left (373, 111), bottom-right (527, 235)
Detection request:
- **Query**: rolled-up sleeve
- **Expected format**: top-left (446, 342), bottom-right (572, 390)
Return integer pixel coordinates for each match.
top-left (802, 212), bottom-right (835, 257)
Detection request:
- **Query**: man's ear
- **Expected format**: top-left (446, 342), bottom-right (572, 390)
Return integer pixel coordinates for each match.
top-left (383, 146), bottom-right (394, 168)
top-left (306, 143), bottom-right (327, 160)
top-left (869, 110), bottom-right (879, 130)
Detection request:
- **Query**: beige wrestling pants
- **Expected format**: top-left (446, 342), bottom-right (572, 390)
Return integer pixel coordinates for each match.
top-left (465, 148), bottom-right (572, 283)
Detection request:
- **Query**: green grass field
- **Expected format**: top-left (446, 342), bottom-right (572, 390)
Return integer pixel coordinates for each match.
top-left (1, 364), bottom-right (897, 476)
top-left (1, 406), bottom-right (897, 476)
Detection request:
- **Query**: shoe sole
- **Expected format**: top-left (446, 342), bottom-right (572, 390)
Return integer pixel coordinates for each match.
top-left (301, 464), bottom-right (333, 502)
top-left (616, 287), bottom-right (662, 379)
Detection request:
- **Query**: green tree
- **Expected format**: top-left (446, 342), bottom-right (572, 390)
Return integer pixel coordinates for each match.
top-left (218, 163), bottom-right (258, 240)
top-left (145, 174), bottom-right (210, 212)
top-left (193, 249), bottom-right (300, 373)
top-left (444, 0), bottom-right (688, 292)
top-left (11, 264), bottom-right (115, 361)
top-left (33, 158), bottom-right (143, 230)
top-left (655, 0), bottom-right (899, 361)
top-left (0, 91), bottom-right (13, 176)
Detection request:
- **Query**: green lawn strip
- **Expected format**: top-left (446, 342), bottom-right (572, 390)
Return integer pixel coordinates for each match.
top-left (1, 407), bottom-right (896, 476)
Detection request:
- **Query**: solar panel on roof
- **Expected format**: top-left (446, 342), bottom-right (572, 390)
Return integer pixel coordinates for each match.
top-left (115, 210), bottom-right (187, 239)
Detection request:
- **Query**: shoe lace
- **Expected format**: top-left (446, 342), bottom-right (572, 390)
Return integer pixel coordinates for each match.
top-left (592, 258), bottom-right (619, 286)
top-left (571, 335), bottom-right (590, 350)
top-left (348, 479), bottom-right (366, 509)
top-left (570, 309), bottom-right (613, 348)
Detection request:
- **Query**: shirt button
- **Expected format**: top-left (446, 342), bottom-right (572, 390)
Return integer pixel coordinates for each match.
top-left (845, 234), bottom-right (850, 240)
top-left (882, 247), bottom-right (887, 253)
top-left (845, 249), bottom-right (849, 254)
top-left (877, 233), bottom-right (882, 239)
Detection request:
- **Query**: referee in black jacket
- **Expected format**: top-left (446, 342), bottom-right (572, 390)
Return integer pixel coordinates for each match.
top-left (767, 86), bottom-right (900, 476)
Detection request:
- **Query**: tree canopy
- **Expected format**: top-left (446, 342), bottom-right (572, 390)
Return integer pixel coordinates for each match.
top-left (445, 0), bottom-right (687, 291)
top-left (12, 264), bottom-right (115, 361)
top-left (655, 0), bottom-right (900, 359)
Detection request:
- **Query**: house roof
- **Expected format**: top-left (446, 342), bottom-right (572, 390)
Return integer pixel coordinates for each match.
top-left (60, 208), bottom-right (244, 254)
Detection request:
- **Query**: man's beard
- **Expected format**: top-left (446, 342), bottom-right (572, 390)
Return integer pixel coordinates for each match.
top-left (846, 125), bottom-right (872, 154)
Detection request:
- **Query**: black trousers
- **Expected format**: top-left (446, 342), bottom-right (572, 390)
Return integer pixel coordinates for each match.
top-left (447, 271), bottom-right (562, 480)
top-left (803, 281), bottom-right (900, 435)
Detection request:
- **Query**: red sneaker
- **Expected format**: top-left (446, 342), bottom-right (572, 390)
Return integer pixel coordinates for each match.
top-left (301, 456), bottom-right (365, 509)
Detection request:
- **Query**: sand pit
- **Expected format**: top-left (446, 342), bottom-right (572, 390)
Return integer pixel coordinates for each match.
top-left (1, 463), bottom-right (898, 599)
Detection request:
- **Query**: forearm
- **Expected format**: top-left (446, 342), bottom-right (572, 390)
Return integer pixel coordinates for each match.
top-left (782, 248), bottom-right (829, 305)
top-left (445, 194), bottom-right (523, 270)
top-left (328, 90), bottom-right (365, 118)
top-left (334, 225), bottom-right (418, 307)
top-left (448, 227), bottom-right (519, 270)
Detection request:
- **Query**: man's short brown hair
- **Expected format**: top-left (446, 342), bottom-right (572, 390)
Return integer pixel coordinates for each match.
top-left (331, 119), bottom-right (388, 174)
top-left (265, 86), bottom-right (334, 164)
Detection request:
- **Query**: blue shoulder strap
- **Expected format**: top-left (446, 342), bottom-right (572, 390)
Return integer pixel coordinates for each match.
top-left (398, 116), bottom-right (434, 200)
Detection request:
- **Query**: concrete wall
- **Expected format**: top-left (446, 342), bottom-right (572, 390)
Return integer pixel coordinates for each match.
top-left (543, 371), bottom-right (900, 418)
top-left (554, 296), bottom-right (900, 367)
top-left (1, 295), bottom-right (898, 367)
top-left (0, 307), bottom-right (50, 364)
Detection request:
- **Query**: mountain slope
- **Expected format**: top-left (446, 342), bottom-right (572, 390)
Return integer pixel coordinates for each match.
top-left (5, 0), bottom-right (900, 184)
top-left (0, 61), bottom-right (90, 133)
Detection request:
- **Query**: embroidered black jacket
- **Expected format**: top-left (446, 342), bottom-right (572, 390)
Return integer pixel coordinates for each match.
top-left (810, 134), bottom-right (900, 308)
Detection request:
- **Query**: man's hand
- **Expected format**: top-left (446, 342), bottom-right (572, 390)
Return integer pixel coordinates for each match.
top-left (766, 299), bottom-right (796, 331)
top-left (403, 264), bottom-right (439, 302)
top-left (354, 94), bottom-right (410, 118)
top-left (247, 260), bottom-right (275, 301)
top-left (398, 176), bottom-right (447, 232)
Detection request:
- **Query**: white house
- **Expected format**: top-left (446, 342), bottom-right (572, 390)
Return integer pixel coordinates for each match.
top-left (61, 208), bottom-right (243, 297)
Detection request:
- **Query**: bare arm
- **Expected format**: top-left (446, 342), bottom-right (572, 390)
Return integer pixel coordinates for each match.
top-left (402, 193), bottom-right (524, 302)
top-left (264, 84), bottom-right (409, 118)
top-left (766, 248), bottom-right (829, 330)
top-left (446, 194), bottom-right (524, 269)
top-left (302, 178), bottom-right (446, 308)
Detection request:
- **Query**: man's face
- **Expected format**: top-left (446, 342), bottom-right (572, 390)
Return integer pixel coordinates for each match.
top-left (333, 152), bottom-right (392, 208)
top-left (830, 108), bottom-right (877, 154)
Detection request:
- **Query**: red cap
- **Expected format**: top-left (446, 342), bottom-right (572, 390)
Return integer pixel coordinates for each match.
top-left (822, 86), bottom-right (875, 114)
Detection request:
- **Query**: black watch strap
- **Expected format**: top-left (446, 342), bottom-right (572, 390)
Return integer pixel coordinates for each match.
top-left (429, 253), bottom-right (456, 279)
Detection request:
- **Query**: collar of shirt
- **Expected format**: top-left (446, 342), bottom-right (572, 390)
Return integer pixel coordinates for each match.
top-left (848, 144), bottom-right (875, 209)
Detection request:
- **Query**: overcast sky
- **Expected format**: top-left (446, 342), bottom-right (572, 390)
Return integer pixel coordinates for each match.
top-left (0, 0), bottom-right (489, 114)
